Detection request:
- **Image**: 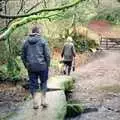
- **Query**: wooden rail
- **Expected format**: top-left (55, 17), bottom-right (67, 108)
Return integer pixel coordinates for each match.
top-left (100, 37), bottom-right (120, 50)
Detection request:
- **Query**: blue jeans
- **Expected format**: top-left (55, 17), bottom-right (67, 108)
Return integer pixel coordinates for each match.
top-left (28, 69), bottom-right (48, 96)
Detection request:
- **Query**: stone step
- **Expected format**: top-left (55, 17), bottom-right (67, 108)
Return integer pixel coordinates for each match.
top-left (7, 76), bottom-right (74, 120)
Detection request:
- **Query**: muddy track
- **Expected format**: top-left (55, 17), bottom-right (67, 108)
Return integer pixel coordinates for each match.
top-left (71, 50), bottom-right (120, 120)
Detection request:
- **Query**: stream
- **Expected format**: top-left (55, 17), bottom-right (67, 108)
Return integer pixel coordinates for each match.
top-left (65, 51), bottom-right (120, 120)
top-left (65, 97), bottom-right (120, 120)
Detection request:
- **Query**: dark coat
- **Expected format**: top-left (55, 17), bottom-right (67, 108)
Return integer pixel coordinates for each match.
top-left (21, 33), bottom-right (50, 72)
top-left (61, 42), bottom-right (76, 61)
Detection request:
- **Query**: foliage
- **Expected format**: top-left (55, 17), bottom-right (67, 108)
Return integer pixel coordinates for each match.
top-left (6, 58), bottom-right (21, 82)
top-left (74, 39), bottom-right (98, 53)
top-left (0, 57), bottom-right (27, 83)
top-left (41, 20), bottom-right (71, 49)
top-left (66, 103), bottom-right (84, 118)
top-left (53, 0), bottom-right (120, 25)
top-left (94, 7), bottom-right (120, 24)
top-left (5, 25), bottom-right (28, 82)
top-left (0, 0), bottom-right (104, 82)
top-left (70, 30), bottom-right (98, 53)
top-left (10, 25), bottom-right (29, 56)
top-left (0, 65), bottom-right (8, 81)
top-left (75, 0), bottom-right (97, 23)
top-left (0, 59), bottom-right (20, 82)
top-left (0, 41), bottom-right (8, 64)
top-left (54, 0), bottom-right (97, 24)
top-left (0, 25), bottom-right (28, 82)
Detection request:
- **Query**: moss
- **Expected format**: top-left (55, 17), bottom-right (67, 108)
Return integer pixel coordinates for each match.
top-left (66, 103), bottom-right (84, 118)
top-left (64, 78), bottom-right (75, 92)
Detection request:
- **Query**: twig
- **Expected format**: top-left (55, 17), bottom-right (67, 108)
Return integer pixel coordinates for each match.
top-left (0, 13), bottom-right (60, 40)
top-left (0, 0), bottom-right (82, 19)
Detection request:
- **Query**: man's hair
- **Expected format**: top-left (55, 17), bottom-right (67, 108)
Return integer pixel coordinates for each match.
top-left (32, 26), bottom-right (39, 33)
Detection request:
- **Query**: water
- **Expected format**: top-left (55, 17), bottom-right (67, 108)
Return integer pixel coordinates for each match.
top-left (65, 115), bottom-right (81, 120)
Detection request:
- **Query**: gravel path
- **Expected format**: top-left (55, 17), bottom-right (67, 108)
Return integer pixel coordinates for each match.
top-left (71, 50), bottom-right (120, 120)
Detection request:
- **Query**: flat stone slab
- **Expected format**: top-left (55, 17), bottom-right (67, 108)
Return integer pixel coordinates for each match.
top-left (7, 76), bottom-right (73, 120)
top-left (48, 76), bottom-right (74, 90)
top-left (8, 91), bottom-right (66, 120)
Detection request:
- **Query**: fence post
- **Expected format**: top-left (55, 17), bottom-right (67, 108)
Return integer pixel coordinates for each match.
top-left (106, 39), bottom-right (109, 50)
top-left (0, 0), bottom-right (3, 11)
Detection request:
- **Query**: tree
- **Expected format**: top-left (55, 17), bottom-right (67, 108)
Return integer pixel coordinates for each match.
top-left (0, 0), bottom-right (86, 40)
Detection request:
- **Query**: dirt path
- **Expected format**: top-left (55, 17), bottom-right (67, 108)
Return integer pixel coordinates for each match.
top-left (71, 50), bottom-right (120, 120)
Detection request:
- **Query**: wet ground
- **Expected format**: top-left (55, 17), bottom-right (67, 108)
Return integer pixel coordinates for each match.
top-left (0, 83), bottom-right (28, 119)
top-left (1, 50), bottom-right (120, 120)
top-left (70, 50), bottom-right (120, 120)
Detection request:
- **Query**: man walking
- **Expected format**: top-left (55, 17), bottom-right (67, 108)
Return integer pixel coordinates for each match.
top-left (61, 36), bottom-right (76, 75)
top-left (21, 26), bottom-right (50, 109)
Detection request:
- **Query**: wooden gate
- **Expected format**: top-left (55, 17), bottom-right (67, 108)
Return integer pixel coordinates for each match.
top-left (100, 37), bottom-right (120, 50)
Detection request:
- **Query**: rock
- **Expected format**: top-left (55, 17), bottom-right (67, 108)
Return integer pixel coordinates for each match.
top-left (6, 76), bottom-right (74, 120)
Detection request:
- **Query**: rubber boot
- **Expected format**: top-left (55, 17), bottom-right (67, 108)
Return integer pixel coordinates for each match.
top-left (33, 92), bottom-right (39, 109)
top-left (41, 92), bottom-right (48, 108)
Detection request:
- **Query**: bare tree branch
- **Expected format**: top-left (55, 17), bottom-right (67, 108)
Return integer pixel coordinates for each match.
top-left (25, 1), bottom-right (42, 13)
top-left (42, 0), bottom-right (47, 8)
top-left (0, 13), bottom-right (60, 40)
top-left (0, 0), bottom-right (83, 19)
top-left (0, 1), bottom-right (43, 33)
top-left (91, 0), bottom-right (100, 7)
top-left (0, 0), bottom-right (86, 40)
top-left (17, 0), bottom-right (25, 14)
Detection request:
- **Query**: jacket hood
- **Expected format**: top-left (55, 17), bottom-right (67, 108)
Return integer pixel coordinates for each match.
top-left (28, 33), bottom-right (40, 45)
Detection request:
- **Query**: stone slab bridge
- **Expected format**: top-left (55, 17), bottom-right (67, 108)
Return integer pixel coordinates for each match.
top-left (8, 76), bottom-right (74, 120)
